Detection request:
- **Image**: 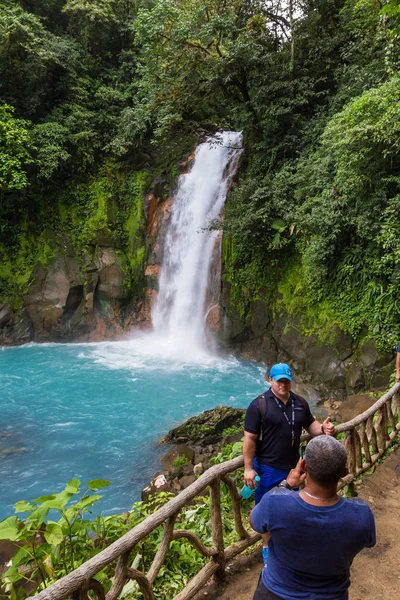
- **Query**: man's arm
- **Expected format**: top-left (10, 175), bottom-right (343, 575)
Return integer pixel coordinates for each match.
top-left (396, 348), bottom-right (400, 382)
top-left (307, 416), bottom-right (336, 437)
top-left (243, 430), bottom-right (259, 488)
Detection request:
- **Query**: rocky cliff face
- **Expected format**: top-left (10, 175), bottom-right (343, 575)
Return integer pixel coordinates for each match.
top-left (140, 189), bottom-right (173, 327)
top-left (217, 285), bottom-right (395, 400)
top-left (0, 163), bottom-right (185, 345)
top-left (0, 243), bottom-right (144, 344)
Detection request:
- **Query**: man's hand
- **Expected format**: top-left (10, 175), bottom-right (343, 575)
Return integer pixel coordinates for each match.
top-left (244, 468), bottom-right (259, 488)
top-left (321, 416), bottom-right (336, 436)
top-left (286, 459), bottom-right (306, 488)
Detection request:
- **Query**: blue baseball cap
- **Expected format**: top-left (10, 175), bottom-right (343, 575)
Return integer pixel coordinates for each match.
top-left (269, 363), bottom-right (292, 381)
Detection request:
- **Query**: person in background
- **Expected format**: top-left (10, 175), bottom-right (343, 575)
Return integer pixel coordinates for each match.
top-left (243, 363), bottom-right (336, 564)
top-left (396, 343), bottom-right (400, 382)
top-left (250, 436), bottom-right (376, 600)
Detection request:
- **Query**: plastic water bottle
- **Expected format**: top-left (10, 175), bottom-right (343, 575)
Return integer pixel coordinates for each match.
top-left (240, 475), bottom-right (260, 499)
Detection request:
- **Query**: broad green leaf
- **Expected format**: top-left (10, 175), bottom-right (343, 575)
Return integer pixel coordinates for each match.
top-left (65, 478), bottom-right (81, 494)
top-left (120, 579), bottom-right (137, 598)
top-left (74, 495), bottom-right (102, 510)
top-left (0, 517), bottom-right (20, 541)
top-left (25, 505), bottom-right (50, 527)
top-left (86, 479), bottom-right (110, 490)
top-left (51, 543), bottom-right (62, 562)
top-left (3, 565), bottom-right (22, 585)
top-left (10, 582), bottom-right (19, 600)
top-left (41, 491), bottom-right (73, 510)
top-left (11, 546), bottom-right (33, 568)
top-left (93, 570), bottom-right (108, 584)
top-left (60, 507), bottom-right (77, 523)
top-left (14, 500), bottom-right (33, 513)
top-left (130, 553), bottom-right (141, 570)
top-left (271, 219), bottom-right (286, 232)
top-left (69, 520), bottom-right (85, 535)
top-left (32, 494), bottom-right (56, 503)
top-left (44, 522), bottom-right (64, 546)
top-left (70, 519), bottom-right (94, 534)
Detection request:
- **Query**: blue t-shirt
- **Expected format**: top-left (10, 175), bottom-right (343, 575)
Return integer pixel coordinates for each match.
top-left (251, 488), bottom-right (376, 600)
top-left (397, 343), bottom-right (400, 352)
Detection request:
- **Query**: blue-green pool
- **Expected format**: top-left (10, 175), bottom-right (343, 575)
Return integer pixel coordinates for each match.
top-left (0, 340), bottom-right (265, 520)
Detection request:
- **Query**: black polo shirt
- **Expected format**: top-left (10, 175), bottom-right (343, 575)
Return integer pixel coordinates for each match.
top-left (244, 389), bottom-right (315, 470)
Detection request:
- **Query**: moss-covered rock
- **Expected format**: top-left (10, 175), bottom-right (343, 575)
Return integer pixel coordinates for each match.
top-left (160, 405), bottom-right (245, 447)
top-left (220, 246), bottom-right (396, 399)
top-left (0, 166), bottom-right (151, 343)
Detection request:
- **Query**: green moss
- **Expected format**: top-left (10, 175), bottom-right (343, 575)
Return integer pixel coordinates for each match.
top-left (275, 262), bottom-right (344, 344)
top-left (0, 164), bottom-right (151, 310)
top-left (118, 171), bottom-right (148, 296)
top-left (221, 234), bottom-right (250, 319)
top-left (222, 424), bottom-right (243, 436)
top-left (62, 176), bottom-right (114, 254)
top-left (55, 168), bottom-right (148, 299)
top-left (222, 234), bottom-right (275, 321)
top-left (0, 230), bottom-right (57, 309)
top-left (222, 235), bottom-right (344, 345)
top-left (125, 172), bottom-right (147, 254)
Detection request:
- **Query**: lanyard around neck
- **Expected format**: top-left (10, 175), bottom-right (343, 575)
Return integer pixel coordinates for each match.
top-left (272, 393), bottom-right (295, 445)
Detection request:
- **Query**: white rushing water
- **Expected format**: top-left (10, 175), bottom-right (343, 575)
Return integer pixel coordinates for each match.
top-left (151, 131), bottom-right (242, 356)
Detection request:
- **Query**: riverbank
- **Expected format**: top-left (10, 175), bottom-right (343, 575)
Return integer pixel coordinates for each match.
top-left (142, 405), bottom-right (245, 498)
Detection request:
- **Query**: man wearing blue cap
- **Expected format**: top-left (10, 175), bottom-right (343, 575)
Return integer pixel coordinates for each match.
top-left (243, 363), bottom-right (336, 564)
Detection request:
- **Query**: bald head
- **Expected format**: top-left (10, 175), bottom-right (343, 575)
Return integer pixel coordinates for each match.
top-left (305, 436), bottom-right (347, 487)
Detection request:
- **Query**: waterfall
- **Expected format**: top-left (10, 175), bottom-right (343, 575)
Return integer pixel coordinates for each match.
top-left (151, 131), bottom-right (242, 355)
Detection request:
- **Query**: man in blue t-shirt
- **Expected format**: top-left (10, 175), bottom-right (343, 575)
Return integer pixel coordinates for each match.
top-left (250, 436), bottom-right (376, 600)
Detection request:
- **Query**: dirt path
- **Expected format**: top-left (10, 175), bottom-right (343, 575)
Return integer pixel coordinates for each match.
top-left (200, 445), bottom-right (400, 600)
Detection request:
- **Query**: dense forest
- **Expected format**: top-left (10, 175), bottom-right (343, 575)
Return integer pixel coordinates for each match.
top-left (1, 0), bottom-right (400, 352)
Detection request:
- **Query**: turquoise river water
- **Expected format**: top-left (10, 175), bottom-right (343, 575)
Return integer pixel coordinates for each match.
top-left (0, 340), bottom-right (265, 521)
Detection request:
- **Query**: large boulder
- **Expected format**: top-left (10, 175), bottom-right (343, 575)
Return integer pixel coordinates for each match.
top-left (160, 406), bottom-right (245, 447)
top-left (141, 473), bottom-right (172, 501)
top-left (160, 445), bottom-right (195, 471)
top-left (0, 305), bottom-right (11, 329)
top-left (0, 243), bottom-right (136, 344)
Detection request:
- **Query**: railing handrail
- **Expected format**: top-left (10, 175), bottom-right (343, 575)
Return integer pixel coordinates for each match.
top-left (300, 382), bottom-right (400, 442)
top-left (334, 382), bottom-right (400, 432)
top-left (31, 456), bottom-right (245, 600)
top-left (27, 383), bottom-right (400, 600)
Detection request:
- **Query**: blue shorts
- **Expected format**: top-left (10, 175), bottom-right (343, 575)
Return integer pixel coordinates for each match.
top-left (253, 458), bottom-right (289, 505)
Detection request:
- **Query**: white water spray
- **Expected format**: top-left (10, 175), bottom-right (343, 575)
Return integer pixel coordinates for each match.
top-left (151, 131), bottom-right (242, 355)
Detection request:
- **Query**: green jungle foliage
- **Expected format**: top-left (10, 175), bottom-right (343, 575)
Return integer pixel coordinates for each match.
top-left (0, 455), bottom-right (249, 600)
top-left (1, 0), bottom-right (400, 348)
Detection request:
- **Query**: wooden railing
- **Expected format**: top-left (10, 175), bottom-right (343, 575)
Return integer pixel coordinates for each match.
top-left (333, 384), bottom-right (400, 490)
top-left (29, 384), bottom-right (400, 600)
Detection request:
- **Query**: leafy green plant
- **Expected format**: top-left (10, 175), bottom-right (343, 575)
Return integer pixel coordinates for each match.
top-left (221, 425), bottom-right (243, 437)
top-left (172, 456), bottom-right (187, 468)
top-left (212, 441), bottom-right (243, 464)
top-left (0, 472), bottom-right (253, 600)
top-left (0, 104), bottom-right (36, 190)
top-left (0, 478), bottom-right (110, 598)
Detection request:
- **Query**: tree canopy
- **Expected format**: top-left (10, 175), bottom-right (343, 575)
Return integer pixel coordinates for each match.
top-left (1, 0), bottom-right (400, 348)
